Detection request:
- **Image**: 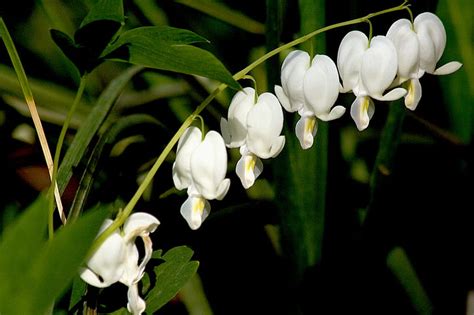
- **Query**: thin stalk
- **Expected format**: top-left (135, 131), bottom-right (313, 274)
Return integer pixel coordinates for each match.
top-left (48, 75), bottom-right (88, 226)
top-left (90, 1), bottom-right (410, 253)
top-left (0, 18), bottom-right (64, 227)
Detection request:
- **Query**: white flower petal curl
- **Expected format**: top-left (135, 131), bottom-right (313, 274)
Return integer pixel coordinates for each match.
top-left (246, 92), bottom-right (285, 159)
top-left (180, 195), bottom-right (211, 230)
top-left (295, 115), bottom-right (318, 150)
top-left (172, 126), bottom-right (202, 190)
top-left (190, 131), bottom-right (230, 200)
top-left (433, 61), bottom-right (463, 75)
top-left (236, 152), bottom-right (264, 189)
top-left (127, 283), bottom-right (146, 315)
top-left (350, 96), bottom-right (375, 131)
top-left (405, 78), bottom-right (422, 110)
top-left (337, 31), bottom-right (368, 93)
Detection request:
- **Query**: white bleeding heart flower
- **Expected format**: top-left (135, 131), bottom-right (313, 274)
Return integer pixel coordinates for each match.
top-left (275, 51), bottom-right (345, 149)
top-left (173, 127), bottom-right (230, 229)
top-left (337, 31), bottom-right (407, 131)
top-left (387, 12), bottom-right (462, 110)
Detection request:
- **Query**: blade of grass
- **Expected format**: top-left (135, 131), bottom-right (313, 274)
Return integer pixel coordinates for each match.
top-left (0, 18), bottom-right (65, 224)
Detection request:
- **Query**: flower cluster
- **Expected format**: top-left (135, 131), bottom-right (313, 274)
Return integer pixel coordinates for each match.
top-left (170, 11), bottom-right (461, 229)
top-left (80, 213), bottom-right (159, 315)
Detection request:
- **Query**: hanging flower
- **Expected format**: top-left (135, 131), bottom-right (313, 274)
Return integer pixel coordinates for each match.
top-left (80, 212), bottom-right (160, 315)
top-left (275, 50), bottom-right (345, 149)
top-left (221, 88), bottom-right (285, 189)
top-left (337, 31), bottom-right (407, 131)
top-left (173, 127), bottom-right (230, 229)
top-left (387, 12), bottom-right (462, 110)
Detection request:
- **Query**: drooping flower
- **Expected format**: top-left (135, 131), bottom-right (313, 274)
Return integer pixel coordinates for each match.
top-left (387, 12), bottom-right (462, 110)
top-left (337, 31), bottom-right (407, 131)
top-left (275, 50), bottom-right (345, 149)
top-left (173, 127), bottom-right (230, 229)
top-left (80, 213), bottom-right (160, 315)
top-left (221, 88), bottom-right (285, 189)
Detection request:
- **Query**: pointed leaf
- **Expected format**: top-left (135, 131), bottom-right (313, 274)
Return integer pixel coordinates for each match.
top-left (0, 195), bottom-right (48, 314)
top-left (80, 0), bottom-right (124, 28)
top-left (103, 26), bottom-right (240, 89)
top-left (145, 246), bottom-right (199, 312)
top-left (21, 206), bottom-right (109, 314)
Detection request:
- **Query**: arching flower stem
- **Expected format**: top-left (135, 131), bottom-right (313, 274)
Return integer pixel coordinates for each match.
top-left (91, 0), bottom-right (411, 254)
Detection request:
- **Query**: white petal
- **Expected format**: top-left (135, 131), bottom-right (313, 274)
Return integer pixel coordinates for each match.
top-left (337, 31), bottom-right (368, 92)
top-left (275, 85), bottom-right (292, 112)
top-left (127, 283), bottom-right (146, 315)
top-left (80, 219), bottom-right (126, 288)
top-left (180, 195), bottom-right (210, 230)
top-left (295, 115), bottom-right (318, 149)
top-left (222, 87), bottom-right (255, 148)
top-left (123, 212), bottom-right (160, 239)
top-left (304, 54), bottom-right (341, 118)
top-left (375, 87), bottom-right (407, 102)
top-left (360, 35), bottom-right (398, 99)
top-left (120, 243), bottom-right (140, 286)
top-left (404, 78), bottom-right (422, 110)
top-left (246, 92), bottom-right (285, 159)
top-left (172, 127), bottom-right (202, 190)
top-left (433, 61), bottom-right (463, 75)
top-left (316, 106), bottom-right (346, 121)
top-left (236, 153), bottom-right (263, 189)
top-left (386, 18), bottom-right (420, 79)
top-left (280, 50), bottom-right (311, 112)
top-left (190, 131), bottom-right (229, 200)
top-left (350, 96), bottom-right (375, 131)
top-left (414, 12), bottom-right (447, 74)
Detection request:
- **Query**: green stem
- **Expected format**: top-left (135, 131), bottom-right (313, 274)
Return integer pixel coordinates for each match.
top-left (90, 1), bottom-right (410, 254)
top-left (48, 76), bottom-right (87, 226)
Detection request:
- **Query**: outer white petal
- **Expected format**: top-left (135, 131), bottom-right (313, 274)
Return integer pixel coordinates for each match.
top-left (222, 87), bottom-right (255, 148)
top-left (304, 55), bottom-right (341, 118)
top-left (316, 106), bottom-right (346, 121)
top-left (190, 131), bottom-right (229, 200)
top-left (404, 78), bottom-right (422, 110)
top-left (360, 35), bottom-right (398, 99)
top-left (80, 219), bottom-right (126, 288)
top-left (350, 96), bottom-right (375, 131)
top-left (246, 92), bottom-right (285, 159)
top-left (433, 61), bottom-right (463, 75)
top-left (236, 153), bottom-right (263, 189)
top-left (120, 243), bottom-right (140, 286)
top-left (180, 195), bottom-right (210, 230)
top-left (122, 212), bottom-right (160, 282)
top-left (295, 115), bottom-right (318, 150)
top-left (386, 18), bottom-right (420, 80)
top-left (172, 127), bottom-right (202, 190)
top-left (414, 12), bottom-right (446, 74)
top-left (127, 283), bottom-right (146, 315)
top-left (279, 50), bottom-right (311, 112)
top-left (337, 31), bottom-right (368, 92)
top-left (376, 87), bottom-right (407, 102)
top-left (274, 85), bottom-right (292, 112)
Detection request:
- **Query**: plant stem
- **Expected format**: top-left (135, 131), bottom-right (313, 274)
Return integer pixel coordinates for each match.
top-left (90, 1), bottom-right (410, 253)
top-left (48, 75), bottom-right (87, 227)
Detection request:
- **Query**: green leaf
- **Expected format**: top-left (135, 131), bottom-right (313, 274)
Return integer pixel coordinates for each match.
top-left (103, 26), bottom-right (241, 90)
top-left (22, 206), bottom-right (109, 314)
top-left (0, 195), bottom-right (48, 314)
top-left (57, 66), bottom-right (143, 193)
top-left (80, 0), bottom-right (124, 28)
top-left (145, 246), bottom-right (199, 312)
top-left (387, 247), bottom-right (433, 315)
top-left (51, 0), bottom-right (124, 74)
